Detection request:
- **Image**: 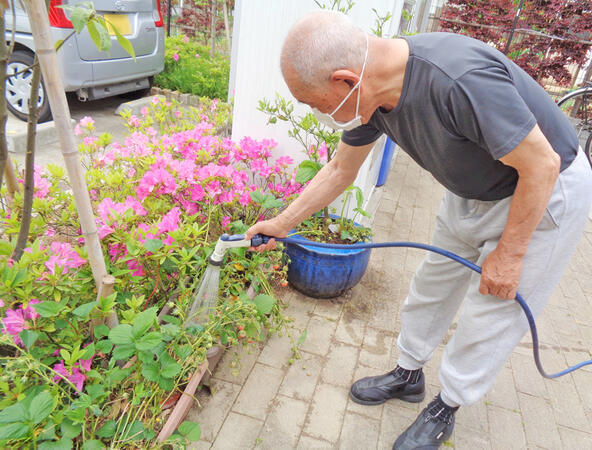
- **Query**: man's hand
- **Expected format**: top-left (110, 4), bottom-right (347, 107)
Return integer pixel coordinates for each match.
top-left (479, 246), bottom-right (523, 300)
top-left (245, 215), bottom-right (291, 252)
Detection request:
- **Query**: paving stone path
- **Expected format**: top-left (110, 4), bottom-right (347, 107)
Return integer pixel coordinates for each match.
top-left (188, 151), bottom-right (592, 449)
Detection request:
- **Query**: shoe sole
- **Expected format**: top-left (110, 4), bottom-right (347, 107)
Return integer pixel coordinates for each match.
top-left (349, 389), bottom-right (425, 406)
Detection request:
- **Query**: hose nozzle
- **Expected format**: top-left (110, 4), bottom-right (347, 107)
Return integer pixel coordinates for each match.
top-left (209, 233), bottom-right (273, 264)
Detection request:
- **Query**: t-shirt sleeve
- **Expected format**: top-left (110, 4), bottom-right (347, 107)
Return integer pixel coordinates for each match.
top-left (448, 66), bottom-right (537, 160)
top-left (341, 123), bottom-right (383, 147)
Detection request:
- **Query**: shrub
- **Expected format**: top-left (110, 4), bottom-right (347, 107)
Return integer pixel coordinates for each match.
top-left (440, 0), bottom-right (592, 87)
top-left (0, 96), bottom-right (301, 447)
top-left (154, 35), bottom-right (230, 99)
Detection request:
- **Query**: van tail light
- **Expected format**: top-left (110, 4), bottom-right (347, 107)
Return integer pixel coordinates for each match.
top-left (48, 0), bottom-right (74, 28)
top-left (153, 0), bottom-right (164, 27)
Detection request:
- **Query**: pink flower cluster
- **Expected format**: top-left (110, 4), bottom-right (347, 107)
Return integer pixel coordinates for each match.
top-left (1, 299), bottom-right (40, 346)
top-left (45, 242), bottom-right (87, 275)
top-left (52, 354), bottom-right (94, 392)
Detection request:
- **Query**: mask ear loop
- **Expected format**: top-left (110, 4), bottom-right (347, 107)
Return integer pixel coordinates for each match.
top-left (329, 33), bottom-right (369, 117)
top-left (354, 34), bottom-right (369, 119)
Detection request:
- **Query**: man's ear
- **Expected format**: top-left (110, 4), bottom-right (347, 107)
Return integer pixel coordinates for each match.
top-left (330, 69), bottom-right (360, 87)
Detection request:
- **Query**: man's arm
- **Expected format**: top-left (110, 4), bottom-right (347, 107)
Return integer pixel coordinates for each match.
top-left (479, 124), bottom-right (561, 299)
top-left (246, 139), bottom-right (377, 249)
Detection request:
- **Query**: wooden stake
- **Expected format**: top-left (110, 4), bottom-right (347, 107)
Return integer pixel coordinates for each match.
top-left (24, 0), bottom-right (118, 326)
top-left (3, 157), bottom-right (18, 204)
top-left (93, 274), bottom-right (118, 329)
top-left (157, 360), bottom-right (209, 442)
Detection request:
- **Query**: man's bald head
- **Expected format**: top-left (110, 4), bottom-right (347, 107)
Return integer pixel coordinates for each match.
top-left (281, 11), bottom-right (367, 91)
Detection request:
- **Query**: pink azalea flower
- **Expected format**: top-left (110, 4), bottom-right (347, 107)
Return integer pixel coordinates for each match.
top-left (195, 53), bottom-right (200, 58)
top-left (128, 115), bottom-right (141, 127)
top-left (221, 216), bottom-right (231, 229)
top-left (0, 299), bottom-right (4, 307)
top-left (158, 207), bottom-right (181, 234)
top-left (151, 96), bottom-right (160, 105)
top-left (74, 124), bottom-right (82, 136)
top-left (52, 361), bottom-right (87, 392)
top-left (79, 116), bottom-right (94, 128)
top-left (183, 35), bottom-right (189, 43)
top-left (83, 136), bottom-right (98, 146)
top-left (2, 308), bottom-right (25, 336)
top-left (141, 106), bottom-right (148, 116)
top-left (45, 242), bottom-right (86, 275)
top-left (22, 299), bottom-right (40, 320)
top-left (78, 356), bottom-right (94, 372)
top-left (173, 53), bottom-right (179, 62)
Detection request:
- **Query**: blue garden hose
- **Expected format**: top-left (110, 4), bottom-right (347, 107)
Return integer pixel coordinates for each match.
top-left (248, 234), bottom-right (592, 379)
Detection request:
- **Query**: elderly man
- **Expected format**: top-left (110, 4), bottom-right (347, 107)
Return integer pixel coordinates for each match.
top-left (246, 10), bottom-right (592, 450)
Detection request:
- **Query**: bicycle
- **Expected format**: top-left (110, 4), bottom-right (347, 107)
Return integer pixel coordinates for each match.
top-left (557, 81), bottom-right (592, 167)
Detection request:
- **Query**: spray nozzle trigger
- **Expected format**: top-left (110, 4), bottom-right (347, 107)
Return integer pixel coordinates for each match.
top-left (250, 234), bottom-right (272, 247)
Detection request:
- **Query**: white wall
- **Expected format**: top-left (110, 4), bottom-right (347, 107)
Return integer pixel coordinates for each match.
top-left (229, 0), bottom-right (401, 218)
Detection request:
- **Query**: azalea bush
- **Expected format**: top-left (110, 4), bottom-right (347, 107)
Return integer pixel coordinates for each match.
top-left (154, 35), bottom-right (230, 100)
top-left (0, 96), bottom-right (302, 448)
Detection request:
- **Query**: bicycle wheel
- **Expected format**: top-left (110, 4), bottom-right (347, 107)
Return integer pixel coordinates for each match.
top-left (586, 132), bottom-right (592, 168)
top-left (557, 88), bottom-right (592, 150)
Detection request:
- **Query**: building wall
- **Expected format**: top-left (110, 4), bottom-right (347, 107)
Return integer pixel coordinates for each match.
top-left (229, 0), bottom-right (400, 218)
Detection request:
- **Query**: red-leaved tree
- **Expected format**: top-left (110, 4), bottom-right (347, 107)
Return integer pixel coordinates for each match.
top-left (440, 0), bottom-right (591, 87)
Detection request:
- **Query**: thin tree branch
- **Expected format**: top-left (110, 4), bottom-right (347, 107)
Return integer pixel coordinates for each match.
top-left (0, 9), bottom-right (9, 191)
top-left (12, 54), bottom-right (41, 262)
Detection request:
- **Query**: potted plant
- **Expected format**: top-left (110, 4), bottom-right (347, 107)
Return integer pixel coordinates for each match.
top-left (259, 94), bottom-right (374, 298)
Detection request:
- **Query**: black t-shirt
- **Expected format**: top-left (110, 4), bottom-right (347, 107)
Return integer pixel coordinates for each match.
top-left (342, 32), bottom-right (579, 200)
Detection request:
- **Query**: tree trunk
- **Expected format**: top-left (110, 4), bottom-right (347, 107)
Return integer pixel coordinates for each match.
top-left (12, 54), bottom-right (41, 262)
top-left (0, 8), bottom-right (9, 192)
top-left (222, 0), bottom-right (230, 54)
top-left (210, 0), bottom-right (216, 57)
top-left (24, 0), bottom-right (118, 327)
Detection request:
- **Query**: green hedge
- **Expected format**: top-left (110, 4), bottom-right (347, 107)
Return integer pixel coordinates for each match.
top-left (154, 36), bottom-right (230, 100)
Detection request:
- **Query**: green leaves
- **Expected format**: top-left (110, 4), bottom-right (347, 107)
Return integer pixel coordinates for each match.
top-left (109, 18), bottom-right (136, 60)
top-left (28, 392), bottom-right (55, 424)
top-left (249, 191), bottom-right (283, 209)
top-left (86, 19), bottom-right (111, 52)
top-left (253, 294), bottom-right (276, 314)
top-left (135, 332), bottom-right (163, 351)
top-left (296, 160), bottom-right (322, 184)
top-left (178, 421), bottom-right (201, 441)
top-left (19, 330), bottom-right (39, 349)
top-left (132, 308), bottom-right (158, 338)
top-left (109, 324), bottom-right (133, 345)
top-left (33, 301), bottom-right (65, 318)
top-left (0, 391), bottom-right (54, 441)
top-left (0, 422), bottom-right (29, 440)
top-left (96, 420), bottom-right (117, 438)
top-left (144, 238), bottom-right (164, 252)
top-left (72, 301), bottom-right (97, 319)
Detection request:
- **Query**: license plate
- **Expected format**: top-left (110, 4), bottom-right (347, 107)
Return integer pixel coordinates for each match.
top-left (104, 14), bottom-right (132, 36)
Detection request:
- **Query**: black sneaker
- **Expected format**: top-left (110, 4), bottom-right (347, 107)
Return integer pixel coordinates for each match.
top-left (393, 394), bottom-right (458, 450)
top-left (349, 367), bottom-right (425, 405)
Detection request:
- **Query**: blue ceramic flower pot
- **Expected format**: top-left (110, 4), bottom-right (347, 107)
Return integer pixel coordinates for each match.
top-left (285, 219), bottom-right (372, 299)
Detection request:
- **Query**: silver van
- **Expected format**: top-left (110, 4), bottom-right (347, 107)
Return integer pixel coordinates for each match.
top-left (5, 0), bottom-right (165, 122)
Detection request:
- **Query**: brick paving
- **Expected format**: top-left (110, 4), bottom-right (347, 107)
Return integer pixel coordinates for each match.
top-left (187, 151), bottom-right (592, 449)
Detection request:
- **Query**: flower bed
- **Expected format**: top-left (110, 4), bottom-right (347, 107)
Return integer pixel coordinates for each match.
top-left (0, 96), bottom-right (301, 447)
top-left (154, 35), bottom-right (230, 100)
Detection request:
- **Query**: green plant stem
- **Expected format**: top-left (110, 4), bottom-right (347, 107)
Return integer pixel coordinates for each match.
top-left (12, 54), bottom-right (41, 262)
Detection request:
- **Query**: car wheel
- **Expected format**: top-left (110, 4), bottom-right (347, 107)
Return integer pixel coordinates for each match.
top-left (6, 50), bottom-right (52, 123)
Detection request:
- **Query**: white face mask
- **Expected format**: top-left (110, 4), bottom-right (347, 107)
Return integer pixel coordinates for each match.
top-left (312, 34), bottom-right (369, 131)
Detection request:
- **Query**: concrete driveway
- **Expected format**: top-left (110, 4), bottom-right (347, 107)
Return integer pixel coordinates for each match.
top-left (8, 93), bottom-right (130, 168)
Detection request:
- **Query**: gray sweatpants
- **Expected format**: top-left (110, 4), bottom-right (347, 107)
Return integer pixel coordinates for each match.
top-left (396, 149), bottom-right (592, 406)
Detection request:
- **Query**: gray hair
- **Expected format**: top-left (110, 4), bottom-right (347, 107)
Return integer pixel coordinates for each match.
top-left (281, 11), bottom-right (367, 89)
